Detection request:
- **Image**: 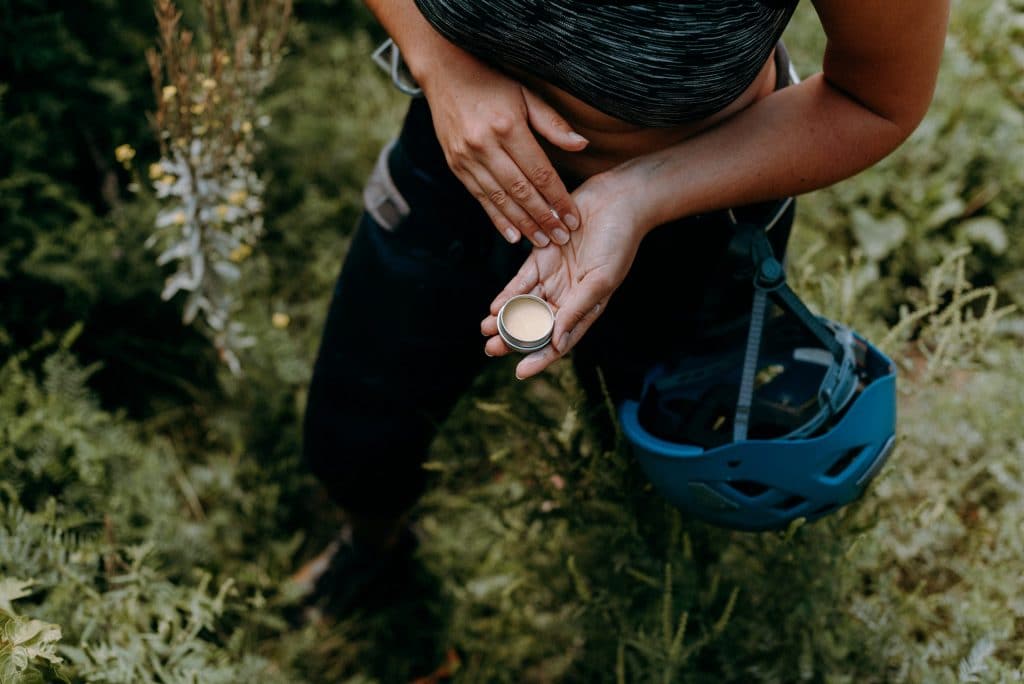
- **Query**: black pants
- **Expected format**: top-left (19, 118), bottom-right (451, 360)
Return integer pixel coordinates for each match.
top-left (303, 46), bottom-right (796, 515)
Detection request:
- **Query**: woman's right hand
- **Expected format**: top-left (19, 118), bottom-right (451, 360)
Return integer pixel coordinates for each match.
top-left (420, 59), bottom-right (589, 247)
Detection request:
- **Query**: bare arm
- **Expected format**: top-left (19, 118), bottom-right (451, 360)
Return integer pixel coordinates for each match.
top-left (363, 0), bottom-right (589, 246)
top-left (612, 0), bottom-right (951, 233)
top-left (362, 0), bottom-right (464, 88)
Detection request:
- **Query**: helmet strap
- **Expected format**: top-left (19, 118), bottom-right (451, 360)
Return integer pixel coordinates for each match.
top-left (727, 217), bottom-right (846, 440)
top-left (734, 286), bottom-right (768, 441)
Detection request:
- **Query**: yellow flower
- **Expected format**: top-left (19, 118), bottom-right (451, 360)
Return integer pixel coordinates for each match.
top-left (215, 205), bottom-right (229, 220)
top-left (160, 174), bottom-right (176, 186)
top-left (202, 78), bottom-right (217, 90)
top-left (115, 144), bottom-right (136, 163)
top-left (172, 210), bottom-right (186, 225)
top-left (240, 121), bottom-right (253, 134)
top-left (191, 103), bottom-right (205, 115)
top-left (228, 190), bottom-right (247, 206)
top-left (162, 85), bottom-right (177, 101)
top-left (229, 244), bottom-right (253, 263)
top-left (272, 312), bottom-right (290, 329)
top-left (148, 162), bottom-right (164, 180)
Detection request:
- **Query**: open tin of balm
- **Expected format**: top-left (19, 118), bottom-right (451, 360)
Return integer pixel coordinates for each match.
top-left (497, 294), bottom-right (555, 353)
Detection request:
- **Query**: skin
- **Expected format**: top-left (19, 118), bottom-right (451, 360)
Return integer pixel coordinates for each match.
top-left (366, 0), bottom-right (951, 380)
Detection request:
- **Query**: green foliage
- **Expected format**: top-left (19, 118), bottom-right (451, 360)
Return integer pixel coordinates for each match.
top-left (0, 503), bottom-right (286, 684)
top-left (0, 0), bottom-right (157, 187)
top-left (0, 0), bottom-right (225, 415)
top-left (0, 580), bottom-right (65, 684)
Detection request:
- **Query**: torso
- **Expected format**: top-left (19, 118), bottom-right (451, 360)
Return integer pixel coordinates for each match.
top-left (505, 52), bottom-right (778, 179)
top-left (413, 0), bottom-right (796, 179)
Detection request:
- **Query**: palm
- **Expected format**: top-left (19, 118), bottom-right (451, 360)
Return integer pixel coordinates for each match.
top-left (523, 212), bottom-right (633, 315)
top-left (482, 174), bottom-right (646, 378)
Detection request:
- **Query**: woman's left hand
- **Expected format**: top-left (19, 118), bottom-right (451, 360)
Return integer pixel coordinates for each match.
top-left (480, 172), bottom-right (650, 379)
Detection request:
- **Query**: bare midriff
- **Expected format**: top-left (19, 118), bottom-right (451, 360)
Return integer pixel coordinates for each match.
top-left (503, 50), bottom-right (778, 181)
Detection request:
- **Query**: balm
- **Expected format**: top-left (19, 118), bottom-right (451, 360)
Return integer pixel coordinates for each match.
top-left (497, 295), bottom-right (555, 353)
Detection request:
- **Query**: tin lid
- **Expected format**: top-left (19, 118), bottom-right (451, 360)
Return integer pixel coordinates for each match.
top-left (497, 295), bottom-right (555, 353)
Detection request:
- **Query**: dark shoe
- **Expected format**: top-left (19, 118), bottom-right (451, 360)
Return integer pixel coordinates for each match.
top-left (286, 523), bottom-right (419, 624)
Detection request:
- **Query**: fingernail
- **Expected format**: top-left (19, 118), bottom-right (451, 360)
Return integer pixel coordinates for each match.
top-left (533, 232), bottom-right (550, 247)
top-left (552, 228), bottom-right (570, 245)
top-left (565, 214), bottom-right (579, 230)
top-left (505, 227), bottom-right (520, 243)
top-left (484, 349), bottom-right (494, 357)
top-left (569, 132), bottom-right (589, 145)
top-left (559, 332), bottom-right (571, 351)
top-left (515, 369), bottom-right (524, 380)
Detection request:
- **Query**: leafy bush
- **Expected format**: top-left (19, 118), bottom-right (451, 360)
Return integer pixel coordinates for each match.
top-left (0, 328), bottom-right (296, 682)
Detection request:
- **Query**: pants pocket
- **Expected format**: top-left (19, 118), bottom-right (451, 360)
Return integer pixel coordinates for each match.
top-left (362, 138), bottom-right (410, 232)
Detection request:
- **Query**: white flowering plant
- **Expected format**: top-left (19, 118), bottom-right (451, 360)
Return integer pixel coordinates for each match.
top-left (140, 0), bottom-right (291, 374)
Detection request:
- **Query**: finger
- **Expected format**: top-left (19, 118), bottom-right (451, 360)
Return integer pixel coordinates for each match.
top-left (557, 300), bottom-right (605, 357)
top-left (552, 280), bottom-right (610, 354)
top-left (466, 160), bottom-right (552, 248)
top-left (522, 88), bottom-right (589, 153)
top-left (514, 344), bottom-right (564, 380)
top-left (459, 170), bottom-right (522, 244)
top-left (484, 334), bottom-right (513, 358)
top-left (501, 126), bottom-right (583, 234)
top-left (489, 258), bottom-right (541, 315)
top-left (485, 150), bottom-right (572, 245)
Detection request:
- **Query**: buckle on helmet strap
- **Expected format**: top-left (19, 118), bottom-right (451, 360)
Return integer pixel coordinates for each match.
top-left (727, 222), bottom-right (844, 361)
top-left (728, 220), bottom-right (849, 441)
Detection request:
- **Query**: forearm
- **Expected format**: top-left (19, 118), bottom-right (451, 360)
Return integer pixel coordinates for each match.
top-left (362, 0), bottom-right (481, 93)
top-left (615, 73), bottom-right (923, 233)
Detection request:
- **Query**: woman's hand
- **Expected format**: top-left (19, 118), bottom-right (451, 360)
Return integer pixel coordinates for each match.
top-left (421, 59), bottom-right (589, 247)
top-left (480, 173), bottom-right (650, 379)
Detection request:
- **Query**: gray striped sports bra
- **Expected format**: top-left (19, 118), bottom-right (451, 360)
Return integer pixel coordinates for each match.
top-left (413, 0), bottom-right (799, 128)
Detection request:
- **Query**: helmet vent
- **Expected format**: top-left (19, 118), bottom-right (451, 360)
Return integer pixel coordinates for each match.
top-left (777, 495), bottom-right (806, 511)
top-left (826, 446), bottom-right (865, 478)
top-left (726, 480), bottom-right (770, 498)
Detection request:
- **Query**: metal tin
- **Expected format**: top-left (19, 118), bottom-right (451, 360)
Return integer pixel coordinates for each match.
top-left (497, 295), bottom-right (555, 353)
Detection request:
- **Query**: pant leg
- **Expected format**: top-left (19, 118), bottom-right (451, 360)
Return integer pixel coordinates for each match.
top-left (303, 103), bottom-right (529, 517)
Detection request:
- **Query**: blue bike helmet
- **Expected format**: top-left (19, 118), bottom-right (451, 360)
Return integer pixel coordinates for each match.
top-left (620, 218), bottom-right (897, 532)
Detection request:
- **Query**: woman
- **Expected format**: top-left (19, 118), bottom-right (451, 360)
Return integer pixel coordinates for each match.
top-left (298, 0), bottom-right (949, 607)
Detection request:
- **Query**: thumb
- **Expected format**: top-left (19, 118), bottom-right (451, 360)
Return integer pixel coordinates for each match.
top-left (552, 283), bottom-right (608, 355)
top-left (523, 88), bottom-right (589, 152)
